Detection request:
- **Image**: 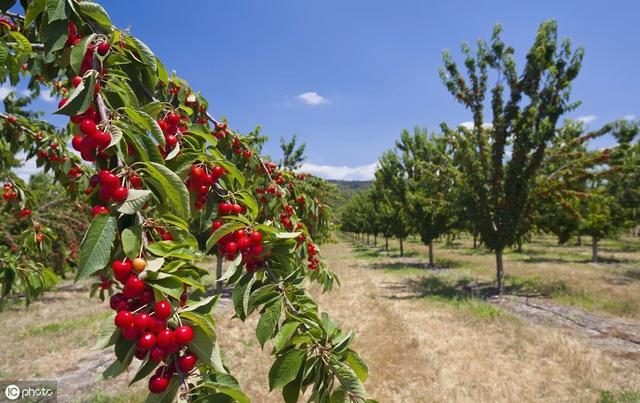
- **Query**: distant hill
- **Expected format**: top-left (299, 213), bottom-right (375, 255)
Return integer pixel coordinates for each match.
top-left (327, 179), bottom-right (373, 210)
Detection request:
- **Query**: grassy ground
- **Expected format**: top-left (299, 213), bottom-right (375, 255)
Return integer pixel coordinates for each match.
top-left (354, 233), bottom-right (640, 320)
top-left (0, 234), bottom-right (638, 402)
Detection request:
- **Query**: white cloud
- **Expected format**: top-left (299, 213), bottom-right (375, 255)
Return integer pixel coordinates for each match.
top-left (299, 162), bottom-right (377, 181)
top-left (458, 121), bottom-right (492, 129)
top-left (14, 152), bottom-right (42, 181)
top-left (296, 92), bottom-right (328, 106)
top-left (0, 84), bottom-right (15, 100)
top-left (623, 114), bottom-right (636, 121)
top-left (576, 115), bottom-right (597, 125)
top-left (39, 90), bottom-right (57, 103)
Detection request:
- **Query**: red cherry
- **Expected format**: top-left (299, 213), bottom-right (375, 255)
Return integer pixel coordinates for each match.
top-left (150, 347), bottom-right (166, 363)
top-left (71, 135), bottom-right (84, 151)
top-left (130, 175), bottom-right (143, 189)
top-left (149, 318), bottom-right (166, 334)
top-left (165, 134), bottom-right (178, 146)
top-left (166, 113), bottom-right (180, 125)
top-left (148, 375), bottom-right (170, 394)
top-left (190, 165), bottom-right (205, 180)
top-left (156, 329), bottom-right (174, 349)
top-left (212, 166), bottom-right (224, 178)
top-left (134, 349), bottom-right (147, 360)
top-left (98, 170), bottom-right (120, 187)
top-left (250, 244), bottom-right (264, 256)
top-left (211, 220), bottom-right (222, 231)
top-left (177, 353), bottom-right (197, 372)
top-left (237, 237), bottom-right (251, 251)
top-left (115, 310), bottom-right (134, 328)
top-left (225, 242), bottom-right (238, 255)
top-left (123, 276), bottom-right (145, 298)
top-left (174, 326), bottom-right (193, 345)
top-left (58, 98), bottom-right (68, 109)
top-left (98, 186), bottom-right (113, 202)
top-left (123, 327), bottom-right (141, 340)
top-left (97, 42), bottom-right (110, 56)
top-left (93, 130), bottom-right (111, 149)
top-left (134, 313), bottom-right (151, 331)
top-left (158, 120), bottom-right (169, 133)
top-left (80, 135), bottom-right (98, 152)
top-left (140, 289), bottom-right (154, 304)
top-left (109, 293), bottom-right (124, 310)
top-left (79, 119), bottom-right (97, 137)
top-left (249, 231), bottom-right (263, 245)
top-left (111, 260), bottom-right (132, 282)
top-left (91, 205), bottom-right (109, 217)
top-left (232, 204), bottom-right (242, 214)
top-left (154, 300), bottom-right (172, 320)
top-left (71, 76), bottom-right (82, 87)
top-left (35, 233), bottom-right (45, 243)
top-left (112, 186), bottom-right (129, 202)
top-left (115, 300), bottom-right (129, 312)
top-left (137, 332), bottom-right (157, 350)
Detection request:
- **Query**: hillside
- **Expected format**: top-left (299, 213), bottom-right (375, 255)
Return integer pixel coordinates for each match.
top-left (327, 179), bottom-right (373, 210)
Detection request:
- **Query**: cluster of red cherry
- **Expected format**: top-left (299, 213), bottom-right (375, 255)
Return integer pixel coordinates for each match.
top-left (156, 112), bottom-right (185, 156)
top-left (109, 259), bottom-right (196, 394)
top-left (93, 169), bottom-right (129, 203)
top-left (306, 242), bottom-right (319, 270)
top-left (212, 222), bottom-right (266, 271)
top-left (70, 116), bottom-right (112, 162)
top-left (186, 164), bottom-right (226, 209)
top-left (279, 204), bottom-right (296, 231)
top-left (2, 183), bottom-right (17, 201)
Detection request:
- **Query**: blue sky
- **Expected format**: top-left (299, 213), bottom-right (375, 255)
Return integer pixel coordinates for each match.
top-left (7, 0), bottom-right (640, 180)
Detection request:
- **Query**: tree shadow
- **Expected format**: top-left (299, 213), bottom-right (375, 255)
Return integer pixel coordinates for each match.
top-left (369, 257), bottom-right (463, 271)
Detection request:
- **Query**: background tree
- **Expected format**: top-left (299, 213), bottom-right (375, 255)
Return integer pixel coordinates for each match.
top-left (373, 151), bottom-right (412, 256)
top-left (279, 134), bottom-right (307, 170)
top-left (441, 20), bottom-right (585, 294)
top-left (396, 127), bottom-right (460, 267)
top-left (607, 120), bottom-right (640, 233)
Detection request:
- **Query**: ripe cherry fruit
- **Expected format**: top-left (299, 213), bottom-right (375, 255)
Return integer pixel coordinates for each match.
top-left (123, 276), bottom-right (145, 298)
top-left (148, 375), bottom-right (170, 394)
top-left (137, 332), bottom-right (157, 350)
top-left (154, 300), bottom-right (172, 320)
top-left (111, 260), bottom-right (132, 282)
top-left (177, 353), bottom-right (197, 372)
top-left (156, 329), bottom-right (174, 349)
top-left (115, 310), bottom-right (134, 328)
top-left (174, 325), bottom-right (193, 345)
top-left (134, 313), bottom-right (151, 331)
top-left (111, 186), bottom-right (129, 202)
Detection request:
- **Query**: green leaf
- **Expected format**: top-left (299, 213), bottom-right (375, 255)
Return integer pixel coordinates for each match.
top-left (117, 189), bottom-right (152, 215)
top-left (43, 19), bottom-right (68, 53)
top-left (237, 191), bottom-right (259, 219)
top-left (76, 215), bottom-right (117, 280)
top-left (94, 313), bottom-right (118, 349)
top-left (54, 73), bottom-right (96, 116)
top-left (143, 162), bottom-right (190, 220)
top-left (121, 225), bottom-right (142, 260)
top-left (256, 300), bottom-right (281, 349)
top-left (124, 108), bottom-right (165, 145)
top-left (188, 324), bottom-right (226, 373)
top-left (328, 358), bottom-right (367, 400)
top-left (129, 358), bottom-right (157, 386)
top-left (131, 37), bottom-right (157, 71)
top-left (180, 295), bottom-right (218, 315)
top-left (70, 34), bottom-right (96, 73)
top-left (25, 0), bottom-right (46, 26)
top-left (104, 338), bottom-right (136, 379)
top-left (46, 0), bottom-right (67, 22)
top-left (179, 311), bottom-right (215, 336)
top-left (268, 349), bottom-right (306, 390)
top-left (205, 221), bottom-right (246, 252)
top-left (147, 277), bottom-right (183, 299)
top-left (273, 321), bottom-right (299, 352)
top-left (77, 1), bottom-right (112, 31)
top-left (345, 351), bottom-right (368, 383)
top-left (196, 383), bottom-right (249, 403)
top-left (276, 232), bottom-right (302, 239)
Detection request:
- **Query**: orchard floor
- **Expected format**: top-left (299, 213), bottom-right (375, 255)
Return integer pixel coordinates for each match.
top-left (0, 235), bottom-right (639, 402)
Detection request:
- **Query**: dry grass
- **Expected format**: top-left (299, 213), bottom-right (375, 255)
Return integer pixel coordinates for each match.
top-left (1, 236), bottom-right (639, 402)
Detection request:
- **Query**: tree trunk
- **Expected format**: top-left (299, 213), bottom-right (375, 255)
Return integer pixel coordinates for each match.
top-left (496, 249), bottom-right (505, 295)
top-left (428, 240), bottom-right (434, 268)
top-left (374, 234), bottom-right (377, 247)
top-left (399, 237), bottom-right (404, 257)
top-left (385, 236), bottom-right (389, 251)
top-left (216, 255), bottom-right (223, 294)
top-left (592, 237), bottom-right (598, 263)
top-left (576, 234), bottom-right (582, 246)
top-left (473, 233), bottom-right (477, 249)
top-left (367, 233), bottom-right (370, 244)
top-left (516, 239), bottom-right (523, 253)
